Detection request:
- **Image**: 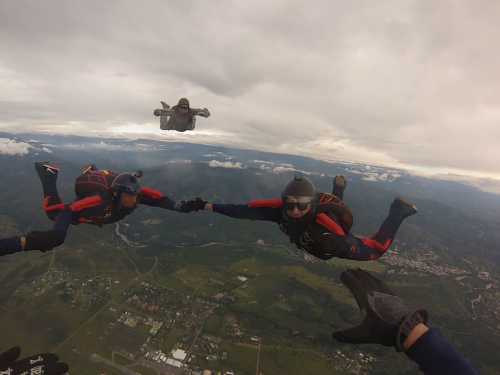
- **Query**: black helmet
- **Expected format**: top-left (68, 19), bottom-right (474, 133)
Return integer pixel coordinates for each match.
top-left (110, 171), bottom-right (142, 212)
top-left (281, 176), bottom-right (316, 222)
top-left (178, 98), bottom-right (190, 107)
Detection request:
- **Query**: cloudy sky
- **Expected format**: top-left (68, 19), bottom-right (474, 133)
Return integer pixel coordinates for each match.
top-left (1, 0), bottom-right (499, 181)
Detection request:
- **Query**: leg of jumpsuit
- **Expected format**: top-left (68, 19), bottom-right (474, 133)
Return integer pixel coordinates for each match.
top-left (35, 162), bottom-right (63, 222)
top-left (353, 199), bottom-right (417, 261)
top-left (332, 176), bottom-right (346, 200)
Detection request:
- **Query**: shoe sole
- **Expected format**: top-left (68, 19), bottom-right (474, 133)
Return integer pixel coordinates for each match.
top-left (334, 176), bottom-right (345, 187)
top-left (35, 161), bottom-right (60, 175)
top-left (395, 197), bottom-right (417, 211)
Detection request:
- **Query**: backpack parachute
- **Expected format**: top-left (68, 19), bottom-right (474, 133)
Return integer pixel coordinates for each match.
top-left (75, 167), bottom-right (118, 199)
top-left (315, 193), bottom-right (353, 231)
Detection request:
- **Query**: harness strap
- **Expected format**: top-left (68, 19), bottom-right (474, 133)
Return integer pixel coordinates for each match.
top-left (42, 196), bottom-right (65, 212)
top-left (315, 213), bottom-right (345, 235)
top-left (315, 193), bottom-right (353, 230)
top-left (70, 196), bottom-right (102, 212)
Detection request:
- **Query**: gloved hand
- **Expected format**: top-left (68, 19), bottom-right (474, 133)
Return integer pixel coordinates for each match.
top-left (332, 268), bottom-right (428, 352)
top-left (174, 198), bottom-right (207, 213)
top-left (198, 108), bottom-right (210, 118)
top-left (24, 230), bottom-right (66, 252)
top-left (0, 347), bottom-right (69, 375)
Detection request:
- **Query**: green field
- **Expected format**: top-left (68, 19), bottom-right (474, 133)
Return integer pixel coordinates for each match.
top-left (113, 352), bottom-right (136, 366)
top-left (162, 327), bottom-right (189, 353)
top-left (142, 273), bottom-right (195, 294)
top-left (259, 346), bottom-right (345, 375)
top-left (280, 265), bottom-right (356, 306)
top-left (191, 339), bottom-right (259, 375)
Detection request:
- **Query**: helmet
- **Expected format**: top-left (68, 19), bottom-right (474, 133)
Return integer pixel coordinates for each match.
top-left (110, 172), bottom-right (142, 213)
top-left (178, 98), bottom-right (190, 107)
top-left (281, 176), bottom-right (316, 222)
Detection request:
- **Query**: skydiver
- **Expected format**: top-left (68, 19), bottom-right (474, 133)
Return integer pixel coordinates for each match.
top-left (200, 175), bottom-right (417, 261)
top-left (6, 162), bottom-right (206, 253)
top-left (153, 98), bottom-right (210, 132)
top-left (332, 268), bottom-right (478, 374)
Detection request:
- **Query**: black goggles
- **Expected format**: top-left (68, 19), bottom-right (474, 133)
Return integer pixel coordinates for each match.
top-left (179, 106), bottom-right (189, 110)
top-left (283, 201), bottom-right (311, 211)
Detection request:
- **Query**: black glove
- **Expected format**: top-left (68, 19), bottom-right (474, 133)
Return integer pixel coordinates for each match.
top-left (332, 268), bottom-right (428, 352)
top-left (174, 198), bottom-right (207, 213)
top-left (0, 347), bottom-right (69, 375)
top-left (24, 230), bottom-right (66, 252)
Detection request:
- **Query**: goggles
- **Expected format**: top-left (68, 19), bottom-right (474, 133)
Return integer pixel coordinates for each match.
top-left (283, 196), bottom-right (313, 211)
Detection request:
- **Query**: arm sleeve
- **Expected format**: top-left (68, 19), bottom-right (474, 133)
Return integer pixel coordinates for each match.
top-left (53, 196), bottom-right (104, 233)
top-left (140, 193), bottom-right (177, 211)
top-left (154, 108), bottom-right (172, 116)
top-left (0, 236), bottom-right (23, 257)
top-left (212, 204), bottom-right (282, 222)
top-left (406, 328), bottom-right (479, 375)
top-left (191, 108), bottom-right (210, 117)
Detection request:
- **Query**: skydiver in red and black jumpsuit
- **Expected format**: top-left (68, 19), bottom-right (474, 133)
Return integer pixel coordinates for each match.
top-left (202, 175), bottom-right (417, 261)
top-left (2, 162), bottom-right (206, 254)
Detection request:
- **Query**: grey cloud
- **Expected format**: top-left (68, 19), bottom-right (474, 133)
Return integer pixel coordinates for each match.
top-left (0, 0), bottom-right (499, 178)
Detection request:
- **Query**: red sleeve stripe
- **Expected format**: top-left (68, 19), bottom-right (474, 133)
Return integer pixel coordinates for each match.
top-left (248, 199), bottom-right (282, 208)
top-left (140, 187), bottom-right (163, 199)
top-left (70, 196), bottom-right (102, 212)
top-left (315, 213), bottom-right (345, 235)
top-left (42, 197), bottom-right (65, 212)
top-left (360, 234), bottom-right (392, 252)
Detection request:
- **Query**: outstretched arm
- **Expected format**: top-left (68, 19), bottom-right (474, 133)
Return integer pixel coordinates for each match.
top-left (0, 236), bottom-right (24, 257)
top-left (405, 326), bottom-right (478, 375)
top-left (205, 202), bottom-right (282, 222)
top-left (153, 108), bottom-right (172, 117)
top-left (332, 268), bottom-right (478, 375)
top-left (191, 107), bottom-right (210, 118)
top-left (139, 187), bottom-right (206, 213)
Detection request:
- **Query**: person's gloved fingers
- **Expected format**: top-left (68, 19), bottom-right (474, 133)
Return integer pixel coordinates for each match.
top-left (350, 268), bottom-right (387, 294)
top-left (353, 268), bottom-right (396, 296)
top-left (9, 353), bottom-right (61, 371)
top-left (195, 198), bottom-right (207, 207)
top-left (0, 346), bottom-right (21, 367)
top-left (340, 269), bottom-right (369, 311)
top-left (9, 362), bottom-right (69, 375)
top-left (332, 321), bottom-right (371, 344)
top-left (40, 361), bottom-right (70, 375)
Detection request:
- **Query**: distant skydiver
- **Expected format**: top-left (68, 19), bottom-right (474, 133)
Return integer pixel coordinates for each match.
top-left (153, 98), bottom-right (210, 132)
top-left (1, 162), bottom-right (206, 254)
top-left (199, 175), bottom-right (417, 261)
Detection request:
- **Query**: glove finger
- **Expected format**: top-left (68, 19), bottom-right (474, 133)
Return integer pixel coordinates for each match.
top-left (9, 353), bottom-right (61, 371)
top-left (340, 269), bottom-right (369, 311)
top-left (41, 362), bottom-right (70, 375)
top-left (0, 346), bottom-right (21, 367)
top-left (332, 321), bottom-right (371, 344)
top-left (353, 268), bottom-right (396, 296)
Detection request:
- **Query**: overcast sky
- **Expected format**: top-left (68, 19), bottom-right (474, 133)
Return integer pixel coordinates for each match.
top-left (1, 0), bottom-right (499, 181)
